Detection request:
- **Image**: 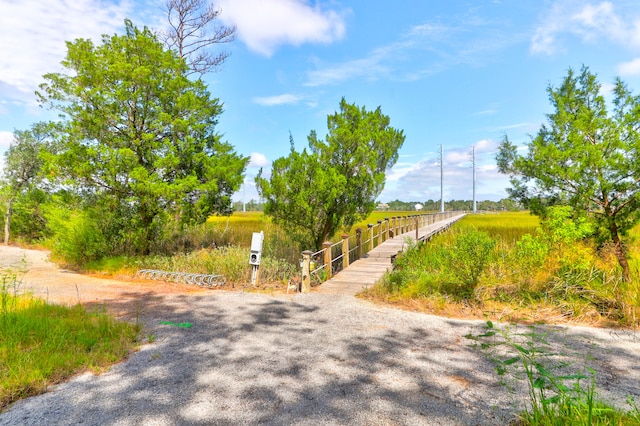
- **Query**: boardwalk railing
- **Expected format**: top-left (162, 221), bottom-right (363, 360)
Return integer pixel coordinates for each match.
top-left (300, 211), bottom-right (461, 292)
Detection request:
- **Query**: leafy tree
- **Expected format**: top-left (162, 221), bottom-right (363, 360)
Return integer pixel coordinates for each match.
top-left (257, 99), bottom-right (405, 249)
top-left (497, 66), bottom-right (640, 280)
top-left (37, 20), bottom-right (247, 255)
top-left (161, 0), bottom-right (236, 76)
top-left (1, 122), bottom-right (53, 244)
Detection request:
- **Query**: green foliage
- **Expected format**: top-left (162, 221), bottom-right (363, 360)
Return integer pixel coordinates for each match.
top-left (541, 206), bottom-right (594, 246)
top-left (512, 233), bottom-right (549, 284)
top-left (0, 270), bottom-right (139, 411)
top-left (36, 19), bottom-right (247, 256)
top-left (445, 229), bottom-right (496, 296)
top-left (1, 122), bottom-right (55, 244)
top-left (45, 202), bottom-right (108, 266)
top-left (466, 322), bottom-right (640, 425)
top-left (257, 99), bottom-right (405, 249)
top-left (497, 66), bottom-right (640, 280)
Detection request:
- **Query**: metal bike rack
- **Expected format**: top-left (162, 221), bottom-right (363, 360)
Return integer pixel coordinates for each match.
top-left (135, 269), bottom-right (226, 288)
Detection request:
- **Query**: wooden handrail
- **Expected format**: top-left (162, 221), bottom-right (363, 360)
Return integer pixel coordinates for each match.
top-left (301, 211), bottom-right (465, 291)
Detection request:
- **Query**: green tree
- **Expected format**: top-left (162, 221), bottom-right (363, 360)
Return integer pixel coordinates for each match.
top-left (37, 20), bottom-right (247, 255)
top-left (1, 122), bottom-right (53, 244)
top-left (257, 99), bottom-right (405, 249)
top-left (497, 66), bottom-right (640, 280)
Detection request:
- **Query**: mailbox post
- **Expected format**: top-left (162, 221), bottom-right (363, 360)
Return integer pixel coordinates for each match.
top-left (249, 231), bottom-right (264, 285)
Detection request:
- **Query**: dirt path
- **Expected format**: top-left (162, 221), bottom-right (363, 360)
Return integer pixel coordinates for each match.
top-left (0, 245), bottom-right (210, 318)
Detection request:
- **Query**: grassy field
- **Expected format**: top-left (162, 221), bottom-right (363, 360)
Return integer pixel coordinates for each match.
top-left (0, 272), bottom-right (140, 411)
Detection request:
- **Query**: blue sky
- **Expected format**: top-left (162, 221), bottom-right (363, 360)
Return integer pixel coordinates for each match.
top-left (2, 0), bottom-right (640, 203)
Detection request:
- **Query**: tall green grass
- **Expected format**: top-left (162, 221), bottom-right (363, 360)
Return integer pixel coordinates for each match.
top-left (369, 211), bottom-right (640, 327)
top-left (0, 270), bottom-right (140, 411)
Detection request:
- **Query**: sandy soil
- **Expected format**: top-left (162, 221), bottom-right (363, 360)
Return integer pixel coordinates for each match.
top-left (0, 244), bottom-right (211, 318)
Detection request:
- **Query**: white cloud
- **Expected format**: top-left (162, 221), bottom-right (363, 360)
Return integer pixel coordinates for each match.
top-left (217, 0), bottom-right (347, 56)
top-left (0, 131), bottom-right (14, 150)
top-left (618, 58), bottom-right (640, 76)
top-left (0, 0), bottom-right (134, 104)
top-left (379, 144), bottom-right (510, 202)
top-left (252, 93), bottom-right (301, 106)
top-left (305, 49), bottom-right (391, 86)
top-left (248, 152), bottom-right (269, 167)
top-left (531, 1), bottom-right (640, 55)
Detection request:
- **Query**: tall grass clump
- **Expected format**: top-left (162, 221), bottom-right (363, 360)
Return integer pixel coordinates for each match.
top-left (0, 269), bottom-right (140, 411)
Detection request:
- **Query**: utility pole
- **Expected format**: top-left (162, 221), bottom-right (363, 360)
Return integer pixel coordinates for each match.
top-left (243, 180), bottom-right (246, 212)
top-left (472, 146), bottom-right (477, 213)
top-left (440, 144), bottom-right (444, 213)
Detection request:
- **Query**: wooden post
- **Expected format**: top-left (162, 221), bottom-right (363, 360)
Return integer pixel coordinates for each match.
top-left (342, 234), bottom-right (349, 269)
top-left (415, 216), bottom-right (419, 240)
top-left (355, 228), bottom-right (363, 260)
top-left (391, 216), bottom-right (396, 238)
top-left (377, 220), bottom-right (382, 246)
top-left (368, 224), bottom-right (374, 253)
top-left (384, 217), bottom-right (389, 241)
top-left (301, 250), bottom-right (312, 293)
top-left (323, 241), bottom-right (332, 279)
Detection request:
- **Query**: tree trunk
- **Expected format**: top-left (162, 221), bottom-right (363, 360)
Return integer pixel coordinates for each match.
top-left (609, 219), bottom-right (630, 281)
top-left (4, 198), bottom-right (12, 245)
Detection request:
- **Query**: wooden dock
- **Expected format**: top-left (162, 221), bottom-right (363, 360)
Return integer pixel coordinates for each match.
top-left (314, 214), bottom-right (465, 295)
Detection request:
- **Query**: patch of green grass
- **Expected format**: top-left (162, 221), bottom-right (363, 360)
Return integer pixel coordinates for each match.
top-left (0, 271), bottom-right (140, 411)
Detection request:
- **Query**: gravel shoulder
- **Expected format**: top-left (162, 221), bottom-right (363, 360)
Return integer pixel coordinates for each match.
top-left (1, 245), bottom-right (639, 425)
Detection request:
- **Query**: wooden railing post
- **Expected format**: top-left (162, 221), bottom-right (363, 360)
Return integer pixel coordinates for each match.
top-left (415, 216), bottom-right (419, 240)
top-left (377, 220), bottom-right (382, 245)
top-left (368, 224), bottom-right (374, 252)
top-left (391, 216), bottom-right (396, 238)
top-left (356, 228), bottom-right (363, 260)
top-left (323, 241), bottom-right (332, 280)
top-left (384, 217), bottom-right (390, 241)
top-left (301, 250), bottom-right (312, 293)
top-left (342, 234), bottom-right (349, 269)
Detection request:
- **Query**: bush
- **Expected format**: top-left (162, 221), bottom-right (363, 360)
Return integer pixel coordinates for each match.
top-left (445, 229), bottom-right (496, 297)
top-left (45, 206), bottom-right (108, 266)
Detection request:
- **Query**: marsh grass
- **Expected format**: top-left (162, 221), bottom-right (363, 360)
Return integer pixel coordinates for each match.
top-left (0, 269), bottom-right (140, 411)
top-left (365, 212), bottom-right (640, 327)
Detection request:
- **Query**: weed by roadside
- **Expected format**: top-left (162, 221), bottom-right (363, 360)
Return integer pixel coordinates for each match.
top-left (466, 321), bottom-right (640, 425)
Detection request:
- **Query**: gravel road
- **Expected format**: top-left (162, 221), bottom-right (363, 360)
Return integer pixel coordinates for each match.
top-left (1, 246), bottom-right (639, 425)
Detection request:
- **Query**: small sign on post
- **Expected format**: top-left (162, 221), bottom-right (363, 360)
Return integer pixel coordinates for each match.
top-left (250, 231), bottom-right (264, 285)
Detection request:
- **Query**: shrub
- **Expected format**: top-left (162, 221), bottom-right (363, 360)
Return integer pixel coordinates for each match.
top-left (445, 229), bottom-right (496, 297)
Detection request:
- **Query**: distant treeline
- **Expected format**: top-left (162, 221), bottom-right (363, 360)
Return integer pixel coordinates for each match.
top-left (379, 199), bottom-right (521, 212)
top-left (235, 198), bottom-right (521, 212)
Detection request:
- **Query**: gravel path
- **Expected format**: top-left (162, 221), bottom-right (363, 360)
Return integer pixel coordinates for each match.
top-left (1, 246), bottom-right (639, 425)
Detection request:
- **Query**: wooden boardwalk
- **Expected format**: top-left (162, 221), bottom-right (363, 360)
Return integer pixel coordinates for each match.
top-left (314, 214), bottom-right (465, 295)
